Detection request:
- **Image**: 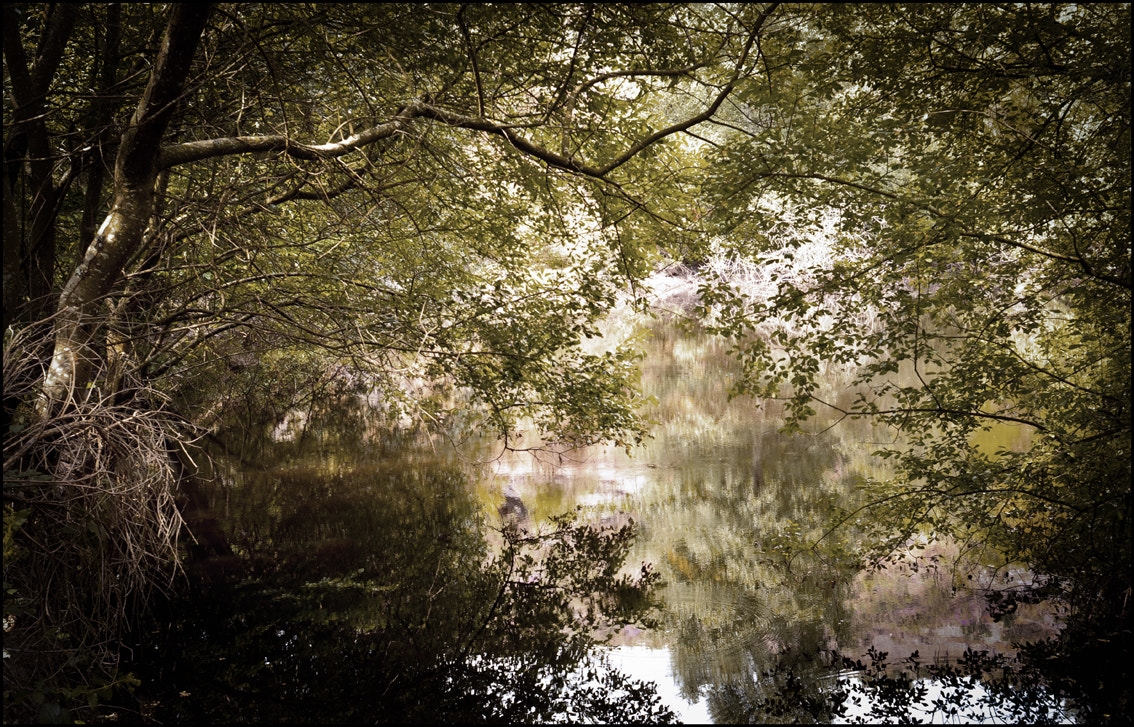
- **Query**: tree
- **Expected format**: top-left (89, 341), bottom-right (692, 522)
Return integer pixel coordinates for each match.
top-left (3, 2), bottom-right (779, 719)
top-left (6, 3), bottom-right (777, 434)
top-left (695, 1), bottom-right (1130, 663)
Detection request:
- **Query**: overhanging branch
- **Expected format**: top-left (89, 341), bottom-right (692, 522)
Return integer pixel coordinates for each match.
top-left (158, 5), bottom-right (785, 184)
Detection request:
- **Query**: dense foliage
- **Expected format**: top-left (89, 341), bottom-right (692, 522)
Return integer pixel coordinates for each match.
top-left (694, 0), bottom-right (1130, 657)
top-left (4, 3), bottom-right (767, 720)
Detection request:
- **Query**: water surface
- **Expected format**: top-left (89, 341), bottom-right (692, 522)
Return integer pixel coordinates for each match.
top-left (156, 318), bottom-right (1061, 723)
top-left (464, 320), bottom-right (1058, 722)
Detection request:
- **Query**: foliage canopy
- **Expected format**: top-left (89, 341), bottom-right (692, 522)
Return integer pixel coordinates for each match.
top-left (4, 2), bottom-right (771, 720)
top-left (6, 2), bottom-right (780, 450)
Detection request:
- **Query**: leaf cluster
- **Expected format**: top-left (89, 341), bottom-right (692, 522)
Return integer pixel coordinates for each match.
top-left (694, 2), bottom-right (1131, 627)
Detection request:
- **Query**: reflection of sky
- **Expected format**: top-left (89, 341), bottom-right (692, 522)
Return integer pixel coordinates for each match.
top-left (605, 646), bottom-right (1074, 725)
top-left (833, 677), bottom-right (1074, 725)
top-left (604, 645), bottom-right (713, 725)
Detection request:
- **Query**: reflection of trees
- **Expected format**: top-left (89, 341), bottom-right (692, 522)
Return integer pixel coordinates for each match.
top-left (706, 655), bottom-right (848, 724)
top-left (631, 319), bottom-right (868, 710)
top-left (127, 446), bottom-right (673, 723)
top-left (700, 645), bottom-right (1085, 724)
top-left (637, 317), bottom-right (1123, 721)
top-left (643, 425), bottom-right (863, 702)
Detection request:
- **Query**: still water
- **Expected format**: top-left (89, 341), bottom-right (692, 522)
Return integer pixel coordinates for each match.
top-left (463, 322), bottom-right (1060, 722)
top-left (155, 318), bottom-right (1063, 723)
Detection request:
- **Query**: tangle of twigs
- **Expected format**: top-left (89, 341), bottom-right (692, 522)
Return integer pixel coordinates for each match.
top-left (3, 320), bottom-right (189, 718)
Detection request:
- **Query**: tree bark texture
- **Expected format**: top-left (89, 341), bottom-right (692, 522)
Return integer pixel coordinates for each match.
top-left (2, 4), bottom-right (77, 327)
top-left (36, 4), bottom-right (211, 417)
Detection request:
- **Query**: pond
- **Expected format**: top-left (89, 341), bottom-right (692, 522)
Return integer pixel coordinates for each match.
top-left (464, 320), bottom-right (1064, 723)
top-left (130, 316), bottom-right (1069, 723)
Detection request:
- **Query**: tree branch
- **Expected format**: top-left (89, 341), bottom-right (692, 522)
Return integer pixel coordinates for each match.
top-left (764, 171), bottom-right (1132, 291)
top-left (593, 2), bottom-right (780, 176)
top-left (159, 5), bottom-right (784, 183)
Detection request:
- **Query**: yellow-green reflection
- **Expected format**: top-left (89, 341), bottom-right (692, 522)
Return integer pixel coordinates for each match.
top-left (177, 314), bottom-right (1059, 723)
top-left (459, 315), bottom-right (1059, 722)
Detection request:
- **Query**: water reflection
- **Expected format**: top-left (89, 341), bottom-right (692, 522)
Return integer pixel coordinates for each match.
top-left (130, 436), bottom-right (674, 723)
top-left (473, 316), bottom-right (1062, 722)
top-left (134, 316), bottom-right (1066, 723)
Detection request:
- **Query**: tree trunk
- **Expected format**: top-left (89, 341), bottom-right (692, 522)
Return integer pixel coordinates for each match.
top-left (36, 4), bottom-right (211, 417)
top-left (2, 3), bottom-right (77, 328)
